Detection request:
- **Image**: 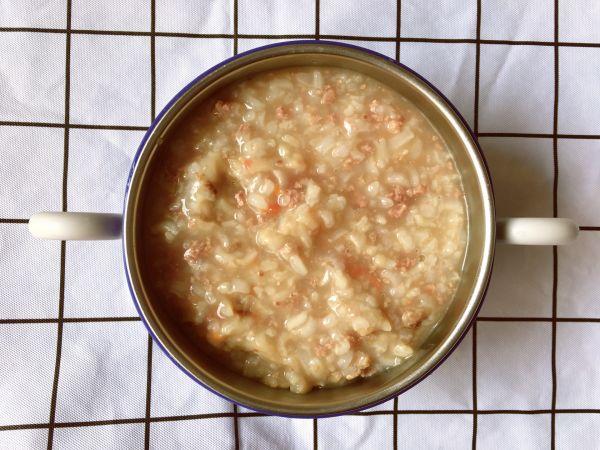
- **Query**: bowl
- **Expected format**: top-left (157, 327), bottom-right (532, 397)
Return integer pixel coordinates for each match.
top-left (125, 40), bottom-right (494, 417)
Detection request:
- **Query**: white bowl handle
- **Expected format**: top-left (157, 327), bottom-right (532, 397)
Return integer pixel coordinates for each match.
top-left (28, 212), bottom-right (122, 240)
top-left (497, 217), bottom-right (578, 245)
top-left (28, 213), bottom-right (578, 245)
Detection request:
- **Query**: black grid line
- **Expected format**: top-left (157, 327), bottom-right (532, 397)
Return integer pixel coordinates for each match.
top-left (150, 0), bottom-right (157, 122)
top-left (580, 226), bottom-right (600, 231)
top-left (315, 0), bottom-right (320, 39)
top-left (478, 132), bottom-right (600, 139)
top-left (0, 218), bottom-right (29, 224)
top-left (46, 241), bottom-right (66, 450)
top-left (3, 26), bottom-right (600, 48)
top-left (314, 1), bottom-right (320, 447)
top-left (0, 120), bottom-right (68, 128)
top-left (5, 408), bottom-right (600, 433)
top-left (144, 2), bottom-right (157, 447)
top-left (473, 2), bottom-right (481, 137)
top-left (395, 0), bottom-right (401, 62)
top-left (472, 321), bottom-right (478, 450)
top-left (551, 1), bottom-right (560, 447)
top-left (4, 120), bottom-right (600, 141)
top-left (393, 397), bottom-right (398, 450)
top-left (472, 0), bottom-right (482, 447)
top-left (478, 317), bottom-right (600, 323)
top-left (555, 318), bottom-right (600, 323)
top-left (0, 121), bottom-right (148, 131)
top-left (144, 334), bottom-right (153, 449)
top-left (232, 2), bottom-right (241, 448)
top-left (46, 1), bottom-right (71, 447)
top-left (233, 404), bottom-right (240, 450)
top-left (313, 0), bottom-right (321, 450)
top-left (551, 246), bottom-right (559, 450)
top-left (233, 0), bottom-right (239, 54)
top-left (478, 317), bottom-right (552, 322)
top-left (4, 315), bottom-right (600, 326)
top-left (0, 317), bottom-right (141, 324)
top-left (393, 2), bottom-right (401, 446)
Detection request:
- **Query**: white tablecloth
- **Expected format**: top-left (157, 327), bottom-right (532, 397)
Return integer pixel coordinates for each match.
top-left (1, 0), bottom-right (599, 448)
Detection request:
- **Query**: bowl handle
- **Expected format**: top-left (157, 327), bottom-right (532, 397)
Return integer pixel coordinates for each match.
top-left (27, 214), bottom-right (579, 244)
top-left (28, 212), bottom-right (122, 240)
top-left (497, 218), bottom-right (578, 245)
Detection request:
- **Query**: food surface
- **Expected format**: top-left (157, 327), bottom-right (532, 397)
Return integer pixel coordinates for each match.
top-left (142, 67), bottom-right (467, 393)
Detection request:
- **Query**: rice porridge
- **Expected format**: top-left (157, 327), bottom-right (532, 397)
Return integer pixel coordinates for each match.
top-left (142, 67), bottom-right (467, 393)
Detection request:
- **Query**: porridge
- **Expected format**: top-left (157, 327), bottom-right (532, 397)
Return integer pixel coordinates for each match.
top-left (142, 67), bottom-right (467, 393)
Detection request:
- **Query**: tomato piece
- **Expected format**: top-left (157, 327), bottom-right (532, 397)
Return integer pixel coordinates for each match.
top-left (267, 202), bottom-right (281, 215)
top-left (345, 260), bottom-right (368, 279)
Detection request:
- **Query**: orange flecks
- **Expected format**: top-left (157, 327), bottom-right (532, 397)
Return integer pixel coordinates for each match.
top-left (207, 330), bottom-right (226, 345)
top-left (368, 273), bottom-right (383, 292)
top-left (407, 184), bottom-right (426, 197)
top-left (386, 116), bottom-right (405, 134)
top-left (388, 203), bottom-right (407, 219)
top-left (360, 142), bottom-right (374, 154)
top-left (213, 100), bottom-right (231, 115)
top-left (237, 123), bottom-right (251, 134)
top-left (321, 85), bottom-right (336, 104)
top-left (355, 195), bottom-right (368, 208)
top-left (423, 284), bottom-right (436, 295)
top-left (276, 106), bottom-right (289, 119)
top-left (344, 258), bottom-right (384, 292)
top-left (183, 239), bottom-right (211, 265)
top-left (267, 202), bottom-right (281, 215)
top-left (234, 190), bottom-right (245, 206)
top-left (345, 260), bottom-right (368, 279)
top-left (387, 186), bottom-right (406, 203)
top-left (396, 254), bottom-right (417, 273)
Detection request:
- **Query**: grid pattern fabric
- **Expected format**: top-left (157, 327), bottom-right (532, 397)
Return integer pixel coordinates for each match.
top-left (0, 0), bottom-right (599, 449)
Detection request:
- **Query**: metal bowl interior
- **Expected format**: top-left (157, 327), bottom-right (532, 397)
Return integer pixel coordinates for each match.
top-left (123, 41), bottom-right (495, 417)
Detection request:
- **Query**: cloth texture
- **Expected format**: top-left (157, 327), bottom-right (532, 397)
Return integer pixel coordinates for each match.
top-left (1, 0), bottom-right (599, 448)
